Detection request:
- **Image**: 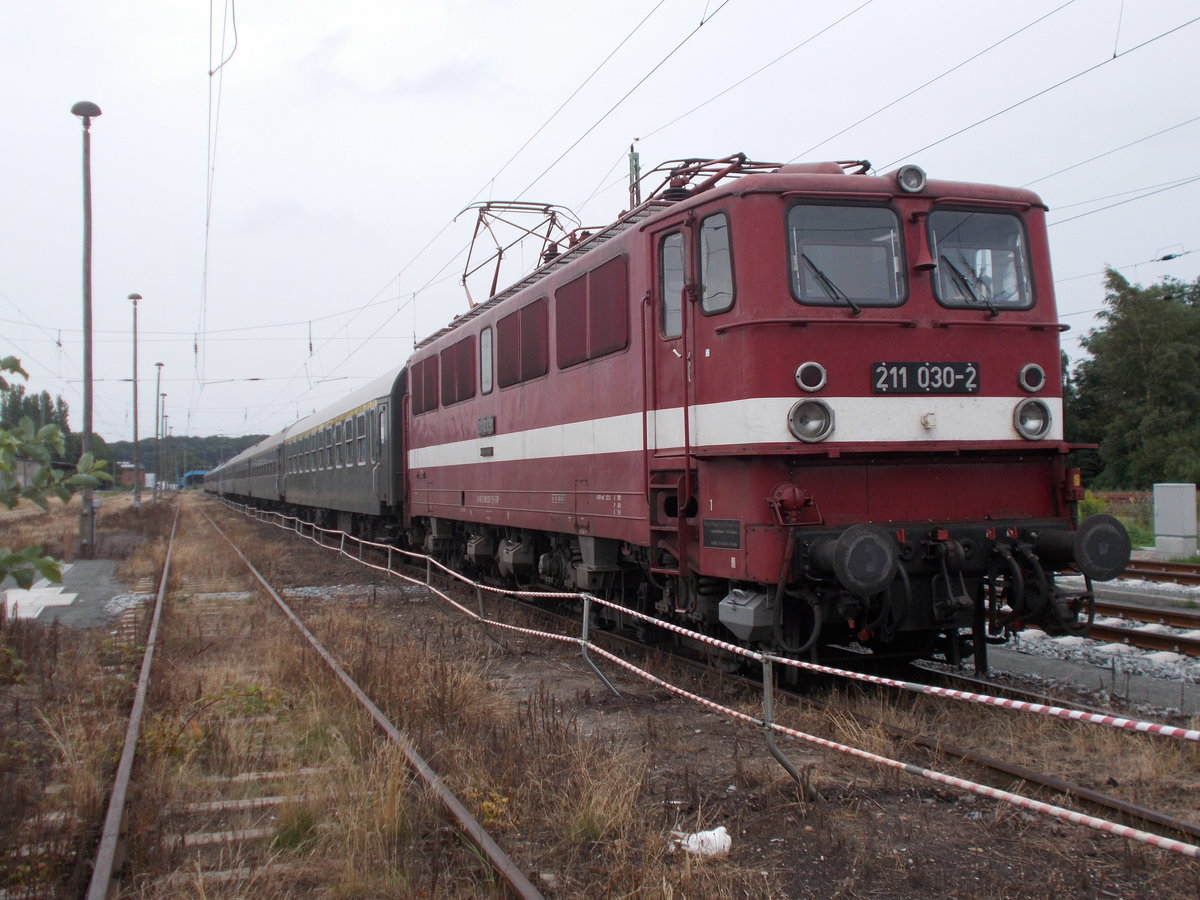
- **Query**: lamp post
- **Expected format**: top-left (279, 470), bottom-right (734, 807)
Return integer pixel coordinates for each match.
top-left (160, 402), bottom-right (167, 495)
top-left (129, 293), bottom-right (142, 511)
top-left (163, 414), bottom-right (170, 493)
top-left (154, 363), bottom-right (163, 500)
top-left (71, 100), bottom-right (101, 557)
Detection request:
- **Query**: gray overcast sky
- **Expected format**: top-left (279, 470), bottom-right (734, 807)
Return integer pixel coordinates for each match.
top-left (2, 0), bottom-right (1197, 443)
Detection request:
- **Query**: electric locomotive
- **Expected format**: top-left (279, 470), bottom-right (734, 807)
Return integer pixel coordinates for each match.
top-left (211, 154), bottom-right (1131, 671)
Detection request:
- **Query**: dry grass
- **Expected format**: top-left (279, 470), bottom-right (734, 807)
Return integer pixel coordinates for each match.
top-left (0, 606), bottom-right (134, 895)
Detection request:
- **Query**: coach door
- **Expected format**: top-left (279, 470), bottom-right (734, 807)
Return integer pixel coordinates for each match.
top-left (373, 401), bottom-right (389, 505)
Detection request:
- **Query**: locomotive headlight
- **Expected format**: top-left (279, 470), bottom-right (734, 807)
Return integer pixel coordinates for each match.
top-left (896, 164), bottom-right (927, 193)
top-left (788, 399), bottom-right (834, 442)
top-left (795, 361), bottom-right (827, 392)
top-left (1019, 363), bottom-right (1046, 393)
top-left (1013, 398), bottom-right (1051, 440)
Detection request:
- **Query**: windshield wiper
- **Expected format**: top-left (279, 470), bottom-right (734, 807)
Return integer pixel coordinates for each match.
top-left (801, 253), bottom-right (861, 316)
top-left (940, 254), bottom-right (997, 317)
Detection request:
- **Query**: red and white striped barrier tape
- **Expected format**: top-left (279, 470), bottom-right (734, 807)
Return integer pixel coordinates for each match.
top-left (226, 500), bottom-right (1200, 857)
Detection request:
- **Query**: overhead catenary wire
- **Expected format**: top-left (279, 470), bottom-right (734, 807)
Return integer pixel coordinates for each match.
top-left (640, 0), bottom-right (879, 144)
top-left (232, 0), bottom-right (681, 437)
top-left (878, 15), bottom-right (1200, 170)
top-left (1022, 113), bottom-right (1200, 187)
top-left (789, 0), bottom-right (1078, 161)
top-left (511, 0), bottom-right (736, 203)
top-left (1049, 175), bottom-right (1200, 227)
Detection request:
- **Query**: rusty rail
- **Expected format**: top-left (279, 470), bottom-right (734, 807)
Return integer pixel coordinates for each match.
top-left (86, 505), bottom-right (181, 900)
top-left (1123, 561), bottom-right (1200, 586)
top-left (1094, 599), bottom-right (1200, 631)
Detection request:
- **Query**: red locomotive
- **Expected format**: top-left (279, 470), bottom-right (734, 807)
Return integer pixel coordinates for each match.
top-left (209, 154), bottom-right (1130, 670)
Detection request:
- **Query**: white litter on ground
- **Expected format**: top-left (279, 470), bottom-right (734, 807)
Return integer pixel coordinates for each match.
top-left (670, 826), bottom-right (731, 857)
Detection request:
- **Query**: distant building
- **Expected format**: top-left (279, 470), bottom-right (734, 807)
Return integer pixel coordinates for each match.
top-left (115, 461), bottom-right (151, 488)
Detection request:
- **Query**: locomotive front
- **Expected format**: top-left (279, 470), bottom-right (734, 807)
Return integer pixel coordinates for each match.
top-left (649, 159), bottom-right (1130, 668)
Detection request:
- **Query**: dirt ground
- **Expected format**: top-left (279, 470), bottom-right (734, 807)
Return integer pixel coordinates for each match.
top-left (416, 618), bottom-right (1199, 898)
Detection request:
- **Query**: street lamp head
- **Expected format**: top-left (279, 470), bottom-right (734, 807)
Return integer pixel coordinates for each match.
top-left (70, 101), bottom-right (102, 120)
top-left (155, 361), bottom-right (164, 368)
top-left (128, 293), bottom-right (142, 301)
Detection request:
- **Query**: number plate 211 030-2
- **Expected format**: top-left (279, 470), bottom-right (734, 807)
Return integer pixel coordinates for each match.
top-left (872, 362), bottom-right (979, 393)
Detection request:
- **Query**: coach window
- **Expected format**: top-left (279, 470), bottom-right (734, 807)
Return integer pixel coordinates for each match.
top-left (357, 414), bottom-right (367, 464)
top-left (480, 327), bottom-right (493, 394)
top-left (660, 232), bottom-right (684, 337)
top-left (345, 420), bottom-right (355, 463)
top-left (788, 205), bottom-right (904, 308)
top-left (929, 210), bottom-right (1033, 311)
top-left (379, 409), bottom-right (387, 450)
top-left (699, 214), bottom-right (734, 314)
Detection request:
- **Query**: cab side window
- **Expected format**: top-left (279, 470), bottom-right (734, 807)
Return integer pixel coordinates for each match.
top-left (660, 232), bottom-right (684, 338)
top-left (699, 213), bottom-right (733, 314)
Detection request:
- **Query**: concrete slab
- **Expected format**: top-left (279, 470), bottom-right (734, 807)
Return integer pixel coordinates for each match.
top-left (1, 560), bottom-right (138, 627)
top-left (987, 646), bottom-right (1200, 715)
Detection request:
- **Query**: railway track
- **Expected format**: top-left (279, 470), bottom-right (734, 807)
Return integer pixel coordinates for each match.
top-left (83, 501), bottom-right (541, 898)
top-left (1122, 560), bottom-right (1200, 586)
top-left (1085, 598), bottom-right (1200, 657)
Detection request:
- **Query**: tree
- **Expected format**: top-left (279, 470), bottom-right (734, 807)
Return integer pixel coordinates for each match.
top-left (0, 357), bottom-right (109, 588)
top-left (1069, 269), bottom-right (1200, 488)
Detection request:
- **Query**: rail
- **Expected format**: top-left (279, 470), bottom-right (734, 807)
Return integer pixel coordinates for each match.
top-left (86, 505), bottom-right (181, 900)
top-left (219, 499), bottom-right (1200, 858)
top-left (1123, 560), bottom-right (1200, 586)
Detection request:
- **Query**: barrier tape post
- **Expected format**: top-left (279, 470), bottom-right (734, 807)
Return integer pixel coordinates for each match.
top-left (761, 656), bottom-right (805, 789)
top-left (581, 596), bottom-right (620, 696)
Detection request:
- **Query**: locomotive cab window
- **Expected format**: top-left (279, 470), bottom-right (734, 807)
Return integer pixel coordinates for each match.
top-left (699, 213), bottom-right (733, 314)
top-left (659, 232), bottom-right (684, 337)
top-left (788, 205), bottom-right (904, 308)
top-left (929, 210), bottom-right (1033, 310)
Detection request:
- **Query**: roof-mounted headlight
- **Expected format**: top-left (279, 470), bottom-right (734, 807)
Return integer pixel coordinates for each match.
top-left (896, 164), bottom-right (927, 193)
top-left (1013, 398), bottom-right (1051, 440)
top-left (788, 399), bottom-right (835, 443)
